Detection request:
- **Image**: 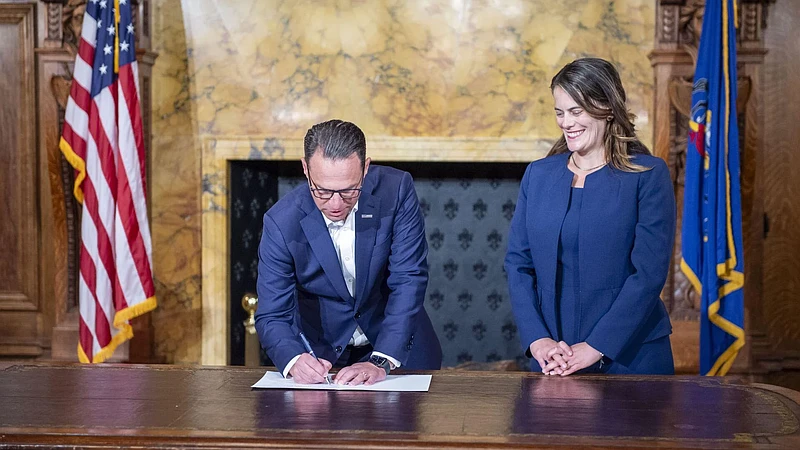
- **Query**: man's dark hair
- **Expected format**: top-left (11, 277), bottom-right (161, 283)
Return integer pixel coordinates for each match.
top-left (303, 119), bottom-right (366, 165)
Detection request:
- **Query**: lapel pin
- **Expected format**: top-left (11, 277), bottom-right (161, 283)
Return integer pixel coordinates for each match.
top-left (361, 214), bottom-right (373, 219)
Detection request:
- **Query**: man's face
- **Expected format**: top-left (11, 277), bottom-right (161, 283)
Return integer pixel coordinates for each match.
top-left (302, 152), bottom-right (370, 222)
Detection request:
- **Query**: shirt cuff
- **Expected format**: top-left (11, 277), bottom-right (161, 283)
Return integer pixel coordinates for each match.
top-left (372, 351), bottom-right (401, 369)
top-left (283, 354), bottom-right (302, 378)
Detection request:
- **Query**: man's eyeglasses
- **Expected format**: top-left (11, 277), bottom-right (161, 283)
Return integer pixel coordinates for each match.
top-left (308, 171), bottom-right (363, 200)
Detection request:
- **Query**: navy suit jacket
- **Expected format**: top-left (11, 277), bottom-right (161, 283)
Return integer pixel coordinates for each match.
top-left (505, 152), bottom-right (675, 370)
top-left (255, 165), bottom-right (442, 374)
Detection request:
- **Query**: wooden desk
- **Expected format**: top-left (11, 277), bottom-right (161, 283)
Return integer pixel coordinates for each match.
top-left (1, 363), bottom-right (799, 449)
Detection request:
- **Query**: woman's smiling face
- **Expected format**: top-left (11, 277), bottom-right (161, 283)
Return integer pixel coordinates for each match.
top-left (553, 86), bottom-right (607, 156)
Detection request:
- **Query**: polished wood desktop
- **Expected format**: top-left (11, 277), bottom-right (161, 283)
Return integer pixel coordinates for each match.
top-left (1, 363), bottom-right (799, 449)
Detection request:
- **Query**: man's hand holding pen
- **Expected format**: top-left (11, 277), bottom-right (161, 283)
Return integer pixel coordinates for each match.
top-left (291, 332), bottom-right (333, 384)
top-left (288, 353), bottom-right (333, 384)
top-left (291, 332), bottom-right (392, 386)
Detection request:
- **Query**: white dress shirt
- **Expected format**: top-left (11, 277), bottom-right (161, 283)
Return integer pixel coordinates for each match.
top-left (284, 202), bottom-right (400, 377)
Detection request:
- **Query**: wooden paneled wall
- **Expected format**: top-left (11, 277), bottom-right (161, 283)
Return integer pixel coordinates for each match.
top-left (0, 3), bottom-right (44, 357)
top-left (759, 0), bottom-right (800, 371)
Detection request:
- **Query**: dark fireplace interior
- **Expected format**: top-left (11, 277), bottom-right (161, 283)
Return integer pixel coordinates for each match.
top-left (229, 160), bottom-right (529, 368)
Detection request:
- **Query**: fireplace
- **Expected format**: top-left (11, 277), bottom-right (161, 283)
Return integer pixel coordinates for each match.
top-left (201, 136), bottom-right (550, 365)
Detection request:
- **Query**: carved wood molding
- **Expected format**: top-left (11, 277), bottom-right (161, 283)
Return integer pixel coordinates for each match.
top-left (657, 0), bottom-right (776, 50)
top-left (743, 0), bottom-right (777, 31)
top-left (49, 73), bottom-right (81, 313)
top-left (40, 0), bottom-right (151, 53)
top-left (39, 0), bottom-right (81, 53)
top-left (42, 0), bottom-right (64, 47)
top-left (657, 0), bottom-right (703, 48)
top-left (739, 0), bottom-right (777, 45)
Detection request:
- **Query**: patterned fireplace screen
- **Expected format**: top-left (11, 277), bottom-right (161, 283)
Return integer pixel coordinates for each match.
top-left (229, 161), bottom-right (529, 368)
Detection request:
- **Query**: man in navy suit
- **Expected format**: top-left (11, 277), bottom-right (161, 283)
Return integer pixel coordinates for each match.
top-left (255, 120), bottom-right (442, 385)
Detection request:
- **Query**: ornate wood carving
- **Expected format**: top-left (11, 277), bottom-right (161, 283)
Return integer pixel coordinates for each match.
top-left (678, 0), bottom-right (704, 49)
top-left (131, 0), bottom-right (138, 39)
top-left (142, 0), bottom-right (149, 39)
top-left (658, 4), bottom-right (679, 45)
top-left (128, 1), bottom-right (150, 49)
top-left (43, 0), bottom-right (155, 52)
top-left (741, 3), bottom-right (760, 43)
top-left (40, 0), bottom-right (89, 55)
top-left (61, 0), bottom-right (86, 55)
top-left (743, 0), bottom-right (777, 32)
top-left (658, 1), bottom-right (776, 48)
top-left (50, 73), bottom-right (80, 312)
top-left (656, 0), bottom-right (705, 48)
top-left (43, 1), bottom-right (63, 47)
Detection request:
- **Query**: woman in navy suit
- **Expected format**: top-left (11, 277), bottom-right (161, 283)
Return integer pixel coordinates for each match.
top-left (505, 58), bottom-right (676, 376)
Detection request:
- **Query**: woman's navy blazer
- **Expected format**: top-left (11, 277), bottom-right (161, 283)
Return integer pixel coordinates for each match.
top-left (505, 152), bottom-right (676, 369)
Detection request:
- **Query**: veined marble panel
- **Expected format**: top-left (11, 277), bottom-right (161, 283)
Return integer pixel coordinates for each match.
top-left (179, 0), bottom-right (654, 141)
top-left (150, 0), bottom-right (203, 363)
top-left (151, 0), bottom-right (655, 364)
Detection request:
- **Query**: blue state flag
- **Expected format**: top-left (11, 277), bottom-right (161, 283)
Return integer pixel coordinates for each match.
top-left (681, 0), bottom-right (745, 376)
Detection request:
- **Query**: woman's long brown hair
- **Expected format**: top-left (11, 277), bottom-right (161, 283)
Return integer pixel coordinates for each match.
top-left (546, 58), bottom-right (651, 173)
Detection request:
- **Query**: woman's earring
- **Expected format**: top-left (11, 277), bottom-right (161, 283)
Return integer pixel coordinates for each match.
top-left (606, 116), bottom-right (613, 122)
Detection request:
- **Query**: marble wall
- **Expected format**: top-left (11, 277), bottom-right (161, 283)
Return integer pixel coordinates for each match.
top-left (151, 0), bottom-right (202, 363)
top-left (150, 0), bottom-right (655, 363)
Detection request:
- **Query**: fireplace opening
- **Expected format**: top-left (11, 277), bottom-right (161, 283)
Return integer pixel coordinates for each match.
top-left (229, 160), bottom-right (529, 368)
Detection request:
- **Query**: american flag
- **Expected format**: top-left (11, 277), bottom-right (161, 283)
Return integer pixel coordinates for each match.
top-left (59, 0), bottom-right (157, 363)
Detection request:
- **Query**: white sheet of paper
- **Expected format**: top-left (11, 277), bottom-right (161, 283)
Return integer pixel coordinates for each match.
top-left (251, 371), bottom-right (432, 392)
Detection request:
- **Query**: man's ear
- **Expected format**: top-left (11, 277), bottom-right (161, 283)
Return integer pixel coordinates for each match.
top-left (363, 157), bottom-right (371, 176)
top-left (301, 158), bottom-right (308, 178)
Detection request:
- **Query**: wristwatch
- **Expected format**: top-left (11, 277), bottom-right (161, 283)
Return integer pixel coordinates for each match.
top-left (368, 354), bottom-right (391, 375)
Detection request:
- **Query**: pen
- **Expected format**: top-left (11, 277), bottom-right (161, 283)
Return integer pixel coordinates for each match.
top-left (299, 332), bottom-right (331, 384)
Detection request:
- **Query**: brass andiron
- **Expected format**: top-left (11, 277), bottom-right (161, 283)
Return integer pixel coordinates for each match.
top-left (242, 293), bottom-right (258, 335)
top-left (241, 293), bottom-right (260, 366)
